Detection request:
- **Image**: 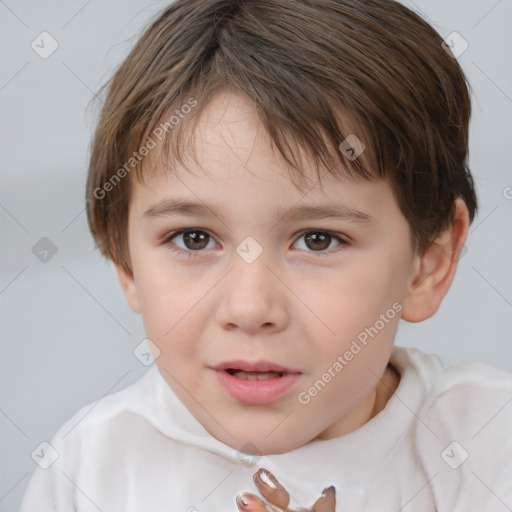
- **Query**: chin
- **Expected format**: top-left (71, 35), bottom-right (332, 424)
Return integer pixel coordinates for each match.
top-left (259, 442), bottom-right (301, 455)
top-left (235, 431), bottom-right (309, 456)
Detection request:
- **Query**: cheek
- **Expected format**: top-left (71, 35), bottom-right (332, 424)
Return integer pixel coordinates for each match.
top-left (312, 257), bottom-right (403, 343)
top-left (133, 244), bottom-right (201, 316)
top-left (133, 264), bottom-right (206, 360)
top-left (298, 263), bottom-right (406, 385)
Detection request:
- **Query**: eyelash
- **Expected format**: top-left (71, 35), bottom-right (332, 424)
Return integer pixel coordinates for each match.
top-left (162, 228), bottom-right (348, 258)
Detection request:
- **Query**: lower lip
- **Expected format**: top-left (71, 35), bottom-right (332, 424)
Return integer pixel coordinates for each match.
top-left (215, 370), bottom-right (301, 405)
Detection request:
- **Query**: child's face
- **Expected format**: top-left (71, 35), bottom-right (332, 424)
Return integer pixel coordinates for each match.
top-left (118, 91), bottom-right (420, 455)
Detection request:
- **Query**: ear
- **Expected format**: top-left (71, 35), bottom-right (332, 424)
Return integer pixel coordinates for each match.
top-left (114, 263), bottom-right (142, 314)
top-left (401, 199), bottom-right (470, 322)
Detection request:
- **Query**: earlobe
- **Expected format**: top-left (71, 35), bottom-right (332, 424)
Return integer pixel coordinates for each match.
top-left (401, 199), bottom-right (469, 323)
top-left (115, 263), bottom-right (142, 314)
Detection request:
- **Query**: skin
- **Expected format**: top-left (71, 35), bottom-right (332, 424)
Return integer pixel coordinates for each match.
top-left (116, 91), bottom-right (469, 467)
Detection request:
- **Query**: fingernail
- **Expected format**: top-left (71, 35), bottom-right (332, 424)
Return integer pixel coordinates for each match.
top-left (259, 470), bottom-right (278, 489)
top-left (236, 494), bottom-right (249, 509)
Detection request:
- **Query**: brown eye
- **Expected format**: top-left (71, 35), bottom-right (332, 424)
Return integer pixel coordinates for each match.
top-left (166, 229), bottom-right (215, 253)
top-left (181, 230), bottom-right (209, 250)
top-left (304, 232), bottom-right (331, 251)
top-left (294, 230), bottom-right (345, 253)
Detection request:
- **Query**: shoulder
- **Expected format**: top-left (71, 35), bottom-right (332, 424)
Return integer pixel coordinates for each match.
top-left (20, 367), bottom-right (161, 511)
top-left (392, 346), bottom-right (512, 439)
top-left (391, 345), bottom-right (512, 408)
top-left (50, 366), bottom-right (160, 451)
top-left (393, 347), bottom-right (512, 510)
top-left (409, 347), bottom-right (512, 431)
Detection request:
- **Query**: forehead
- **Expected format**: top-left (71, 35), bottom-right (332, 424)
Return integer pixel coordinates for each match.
top-left (140, 90), bottom-right (371, 196)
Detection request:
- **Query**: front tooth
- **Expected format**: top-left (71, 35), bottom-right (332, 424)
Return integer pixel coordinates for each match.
top-left (232, 371), bottom-right (282, 380)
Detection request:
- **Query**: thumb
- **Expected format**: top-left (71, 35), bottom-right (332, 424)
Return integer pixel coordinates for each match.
top-left (236, 492), bottom-right (272, 512)
top-left (311, 486), bottom-right (336, 512)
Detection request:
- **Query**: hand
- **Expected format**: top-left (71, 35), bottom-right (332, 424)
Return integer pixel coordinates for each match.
top-left (236, 467), bottom-right (336, 511)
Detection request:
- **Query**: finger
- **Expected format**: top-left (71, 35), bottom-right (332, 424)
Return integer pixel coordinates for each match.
top-left (253, 468), bottom-right (290, 510)
top-left (310, 486), bottom-right (336, 512)
top-left (236, 492), bottom-right (271, 512)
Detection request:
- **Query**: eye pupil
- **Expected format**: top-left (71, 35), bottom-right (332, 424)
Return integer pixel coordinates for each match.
top-left (184, 230), bottom-right (209, 250)
top-left (305, 232), bottom-right (331, 251)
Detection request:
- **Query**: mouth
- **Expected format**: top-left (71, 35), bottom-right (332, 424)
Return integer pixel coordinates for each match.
top-left (211, 360), bottom-right (302, 405)
top-left (211, 359), bottom-right (300, 377)
top-left (224, 369), bottom-right (285, 380)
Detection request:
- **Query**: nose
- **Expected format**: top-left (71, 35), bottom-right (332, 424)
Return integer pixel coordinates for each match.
top-left (215, 254), bottom-right (289, 335)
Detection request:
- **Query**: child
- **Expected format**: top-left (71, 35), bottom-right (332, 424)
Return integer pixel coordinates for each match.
top-left (21, 0), bottom-right (512, 510)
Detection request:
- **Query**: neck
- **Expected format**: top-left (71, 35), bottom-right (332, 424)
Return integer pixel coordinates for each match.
top-left (315, 363), bottom-right (401, 440)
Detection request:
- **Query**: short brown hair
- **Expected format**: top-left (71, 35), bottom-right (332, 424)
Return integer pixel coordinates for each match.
top-left (86, 0), bottom-right (478, 274)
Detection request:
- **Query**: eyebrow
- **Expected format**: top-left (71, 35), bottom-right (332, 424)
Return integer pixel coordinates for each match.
top-left (143, 197), bottom-right (375, 224)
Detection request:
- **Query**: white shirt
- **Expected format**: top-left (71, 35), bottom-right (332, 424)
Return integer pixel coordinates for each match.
top-left (20, 346), bottom-right (512, 512)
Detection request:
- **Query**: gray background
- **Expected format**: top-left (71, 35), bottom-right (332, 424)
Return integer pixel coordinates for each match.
top-left (1, 0), bottom-right (511, 510)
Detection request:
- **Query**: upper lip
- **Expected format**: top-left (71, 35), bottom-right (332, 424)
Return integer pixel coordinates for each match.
top-left (211, 360), bottom-right (301, 373)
